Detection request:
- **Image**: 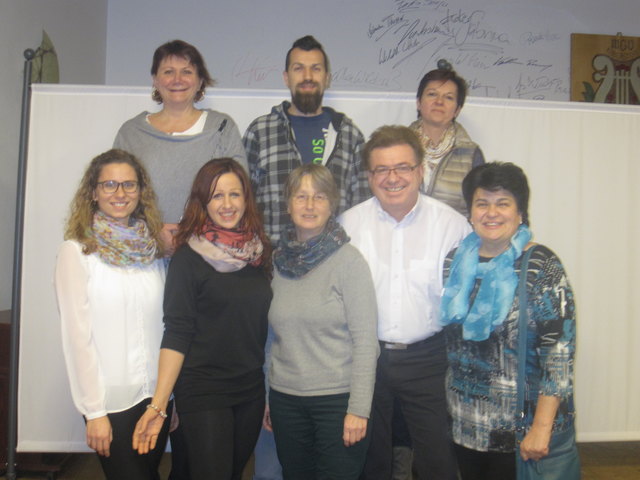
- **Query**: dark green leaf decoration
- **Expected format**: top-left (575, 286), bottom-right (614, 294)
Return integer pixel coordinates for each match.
top-left (581, 81), bottom-right (595, 102)
top-left (31, 30), bottom-right (60, 84)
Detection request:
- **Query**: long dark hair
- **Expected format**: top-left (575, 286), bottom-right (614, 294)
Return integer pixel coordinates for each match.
top-left (174, 158), bottom-right (272, 273)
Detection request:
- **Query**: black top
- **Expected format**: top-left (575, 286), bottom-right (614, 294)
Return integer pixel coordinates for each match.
top-left (162, 244), bottom-right (272, 412)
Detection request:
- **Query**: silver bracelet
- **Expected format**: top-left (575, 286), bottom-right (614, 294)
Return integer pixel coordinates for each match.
top-left (146, 403), bottom-right (168, 418)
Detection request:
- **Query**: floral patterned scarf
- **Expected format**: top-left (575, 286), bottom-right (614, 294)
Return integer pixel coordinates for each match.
top-left (93, 211), bottom-right (157, 267)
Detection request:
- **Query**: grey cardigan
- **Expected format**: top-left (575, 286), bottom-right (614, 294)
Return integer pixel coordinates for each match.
top-left (114, 109), bottom-right (247, 223)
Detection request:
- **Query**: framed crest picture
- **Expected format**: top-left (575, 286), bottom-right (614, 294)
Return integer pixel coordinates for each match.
top-left (571, 33), bottom-right (640, 104)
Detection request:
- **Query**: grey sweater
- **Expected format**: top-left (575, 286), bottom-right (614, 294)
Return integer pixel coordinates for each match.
top-left (114, 109), bottom-right (247, 223)
top-left (269, 244), bottom-right (379, 418)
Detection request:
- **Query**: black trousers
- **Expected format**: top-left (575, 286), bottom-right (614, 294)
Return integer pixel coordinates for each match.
top-left (454, 443), bottom-right (515, 480)
top-left (179, 395), bottom-right (265, 480)
top-left (168, 420), bottom-right (190, 480)
top-left (95, 398), bottom-right (171, 480)
top-left (361, 332), bottom-right (457, 480)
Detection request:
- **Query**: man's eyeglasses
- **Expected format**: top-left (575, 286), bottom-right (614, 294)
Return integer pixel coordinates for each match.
top-left (97, 180), bottom-right (139, 194)
top-left (369, 164), bottom-right (419, 178)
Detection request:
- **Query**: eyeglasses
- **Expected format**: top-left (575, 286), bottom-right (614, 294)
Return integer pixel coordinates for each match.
top-left (97, 180), bottom-right (139, 194)
top-left (369, 164), bottom-right (420, 178)
top-left (292, 193), bottom-right (329, 205)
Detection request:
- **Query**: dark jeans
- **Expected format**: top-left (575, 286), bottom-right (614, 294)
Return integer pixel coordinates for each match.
top-left (269, 389), bottom-right (371, 480)
top-left (360, 332), bottom-right (457, 480)
top-left (454, 443), bottom-right (515, 480)
top-left (179, 396), bottom-right (265, 480)
top-left (95, 398), bottom-right (171, 480)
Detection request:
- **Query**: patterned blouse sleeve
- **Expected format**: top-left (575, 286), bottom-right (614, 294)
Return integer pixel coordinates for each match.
top-left (529, 247), bottom-right (576, 400)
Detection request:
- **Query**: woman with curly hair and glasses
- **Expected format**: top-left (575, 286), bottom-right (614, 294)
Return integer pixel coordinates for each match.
top-left (55, 149), bottom-right (167, 479)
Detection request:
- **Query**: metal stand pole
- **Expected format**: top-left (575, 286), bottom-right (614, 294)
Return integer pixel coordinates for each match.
top-left (5, 48), bottom-right (35, 480)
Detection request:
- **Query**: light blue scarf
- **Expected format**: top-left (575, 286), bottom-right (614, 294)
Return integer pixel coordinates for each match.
top-left (440, 224), bottom-right (532, 341)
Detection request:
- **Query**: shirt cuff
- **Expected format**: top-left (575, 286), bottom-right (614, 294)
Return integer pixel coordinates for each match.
top-left (84, 410), bottom-right (108, 420)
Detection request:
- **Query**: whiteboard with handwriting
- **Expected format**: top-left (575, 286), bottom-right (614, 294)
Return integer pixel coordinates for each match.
top-left (106, 0), bottom-right (640, 101)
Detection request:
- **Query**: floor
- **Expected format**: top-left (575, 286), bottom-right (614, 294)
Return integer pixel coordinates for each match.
top-left (0, 453), bottom-right (253, 480)
top-left (1, 442), bottom-right (638, 479)
top-left (579, 442), bottom-right (640, 480)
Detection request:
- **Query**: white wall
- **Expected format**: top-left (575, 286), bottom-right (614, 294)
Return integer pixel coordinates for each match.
top-left (0, 0), bottom-right (108, 310)
top-left (19, 87), bottom-right (640, 449)
top-left (3, 0), bottom-right (637, 311)
top-left (105, 0), bottom-right (640, 99)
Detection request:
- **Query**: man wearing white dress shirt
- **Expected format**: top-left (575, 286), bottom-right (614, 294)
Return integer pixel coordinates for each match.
top-left (339, 125), bottom-right (470, 480)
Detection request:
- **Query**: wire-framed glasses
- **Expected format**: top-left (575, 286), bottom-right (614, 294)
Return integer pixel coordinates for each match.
top-left (369, 164), bottom-right (419, 178)
top-left (292, 193), bottom-right (329, 205)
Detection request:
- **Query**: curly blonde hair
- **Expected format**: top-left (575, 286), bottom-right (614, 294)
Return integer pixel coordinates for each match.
top-left (64, 149), bottom-right (164, 256)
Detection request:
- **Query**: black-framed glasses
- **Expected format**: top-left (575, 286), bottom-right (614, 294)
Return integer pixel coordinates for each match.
top-left (369, 164), bottom-right (420, 178)
top-left (97, 180), bottom-right (139, 194)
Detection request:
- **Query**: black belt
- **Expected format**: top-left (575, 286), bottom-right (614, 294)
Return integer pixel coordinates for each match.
top-left (379, 331), bottom-right (443, 350)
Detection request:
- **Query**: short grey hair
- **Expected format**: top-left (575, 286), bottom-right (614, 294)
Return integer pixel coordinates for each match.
top-left (284, 164), bottom-right (339, 213)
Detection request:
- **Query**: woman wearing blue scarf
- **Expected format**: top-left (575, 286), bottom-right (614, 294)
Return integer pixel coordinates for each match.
top-left (441, 162), bottom-right (579, 479)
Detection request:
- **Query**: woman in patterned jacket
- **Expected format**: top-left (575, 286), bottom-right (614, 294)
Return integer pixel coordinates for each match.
top-left (440, 162), bottom-right (579, 480)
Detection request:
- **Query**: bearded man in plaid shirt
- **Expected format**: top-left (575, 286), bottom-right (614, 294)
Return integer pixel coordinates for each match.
top-left (243, 35), bottom-right (370, 244)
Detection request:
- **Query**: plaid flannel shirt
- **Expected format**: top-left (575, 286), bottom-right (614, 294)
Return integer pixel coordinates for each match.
top-left (243, 101), bottom-right (370, 242)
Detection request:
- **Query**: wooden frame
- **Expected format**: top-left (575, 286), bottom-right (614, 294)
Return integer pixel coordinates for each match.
top-left (571, 33), bottom-right (640, 104)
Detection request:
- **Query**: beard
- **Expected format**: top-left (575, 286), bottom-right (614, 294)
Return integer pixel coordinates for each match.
top-left (291, 84), bottom-right (324, 114)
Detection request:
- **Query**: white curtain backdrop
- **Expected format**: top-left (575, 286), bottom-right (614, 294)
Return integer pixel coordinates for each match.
top-left (18, 85), bottom-right (640, 451)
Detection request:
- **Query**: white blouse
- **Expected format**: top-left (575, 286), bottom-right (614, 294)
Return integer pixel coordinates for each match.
top-left (54, 240), bottom-right (165, 420)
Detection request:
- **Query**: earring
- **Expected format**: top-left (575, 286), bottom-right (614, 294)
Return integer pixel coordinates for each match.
top-left (151, 87), bottom-right (161, 103)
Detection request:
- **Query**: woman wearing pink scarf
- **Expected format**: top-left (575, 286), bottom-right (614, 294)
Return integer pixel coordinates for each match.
top-left (133, 158), bottom-right (272, 480)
